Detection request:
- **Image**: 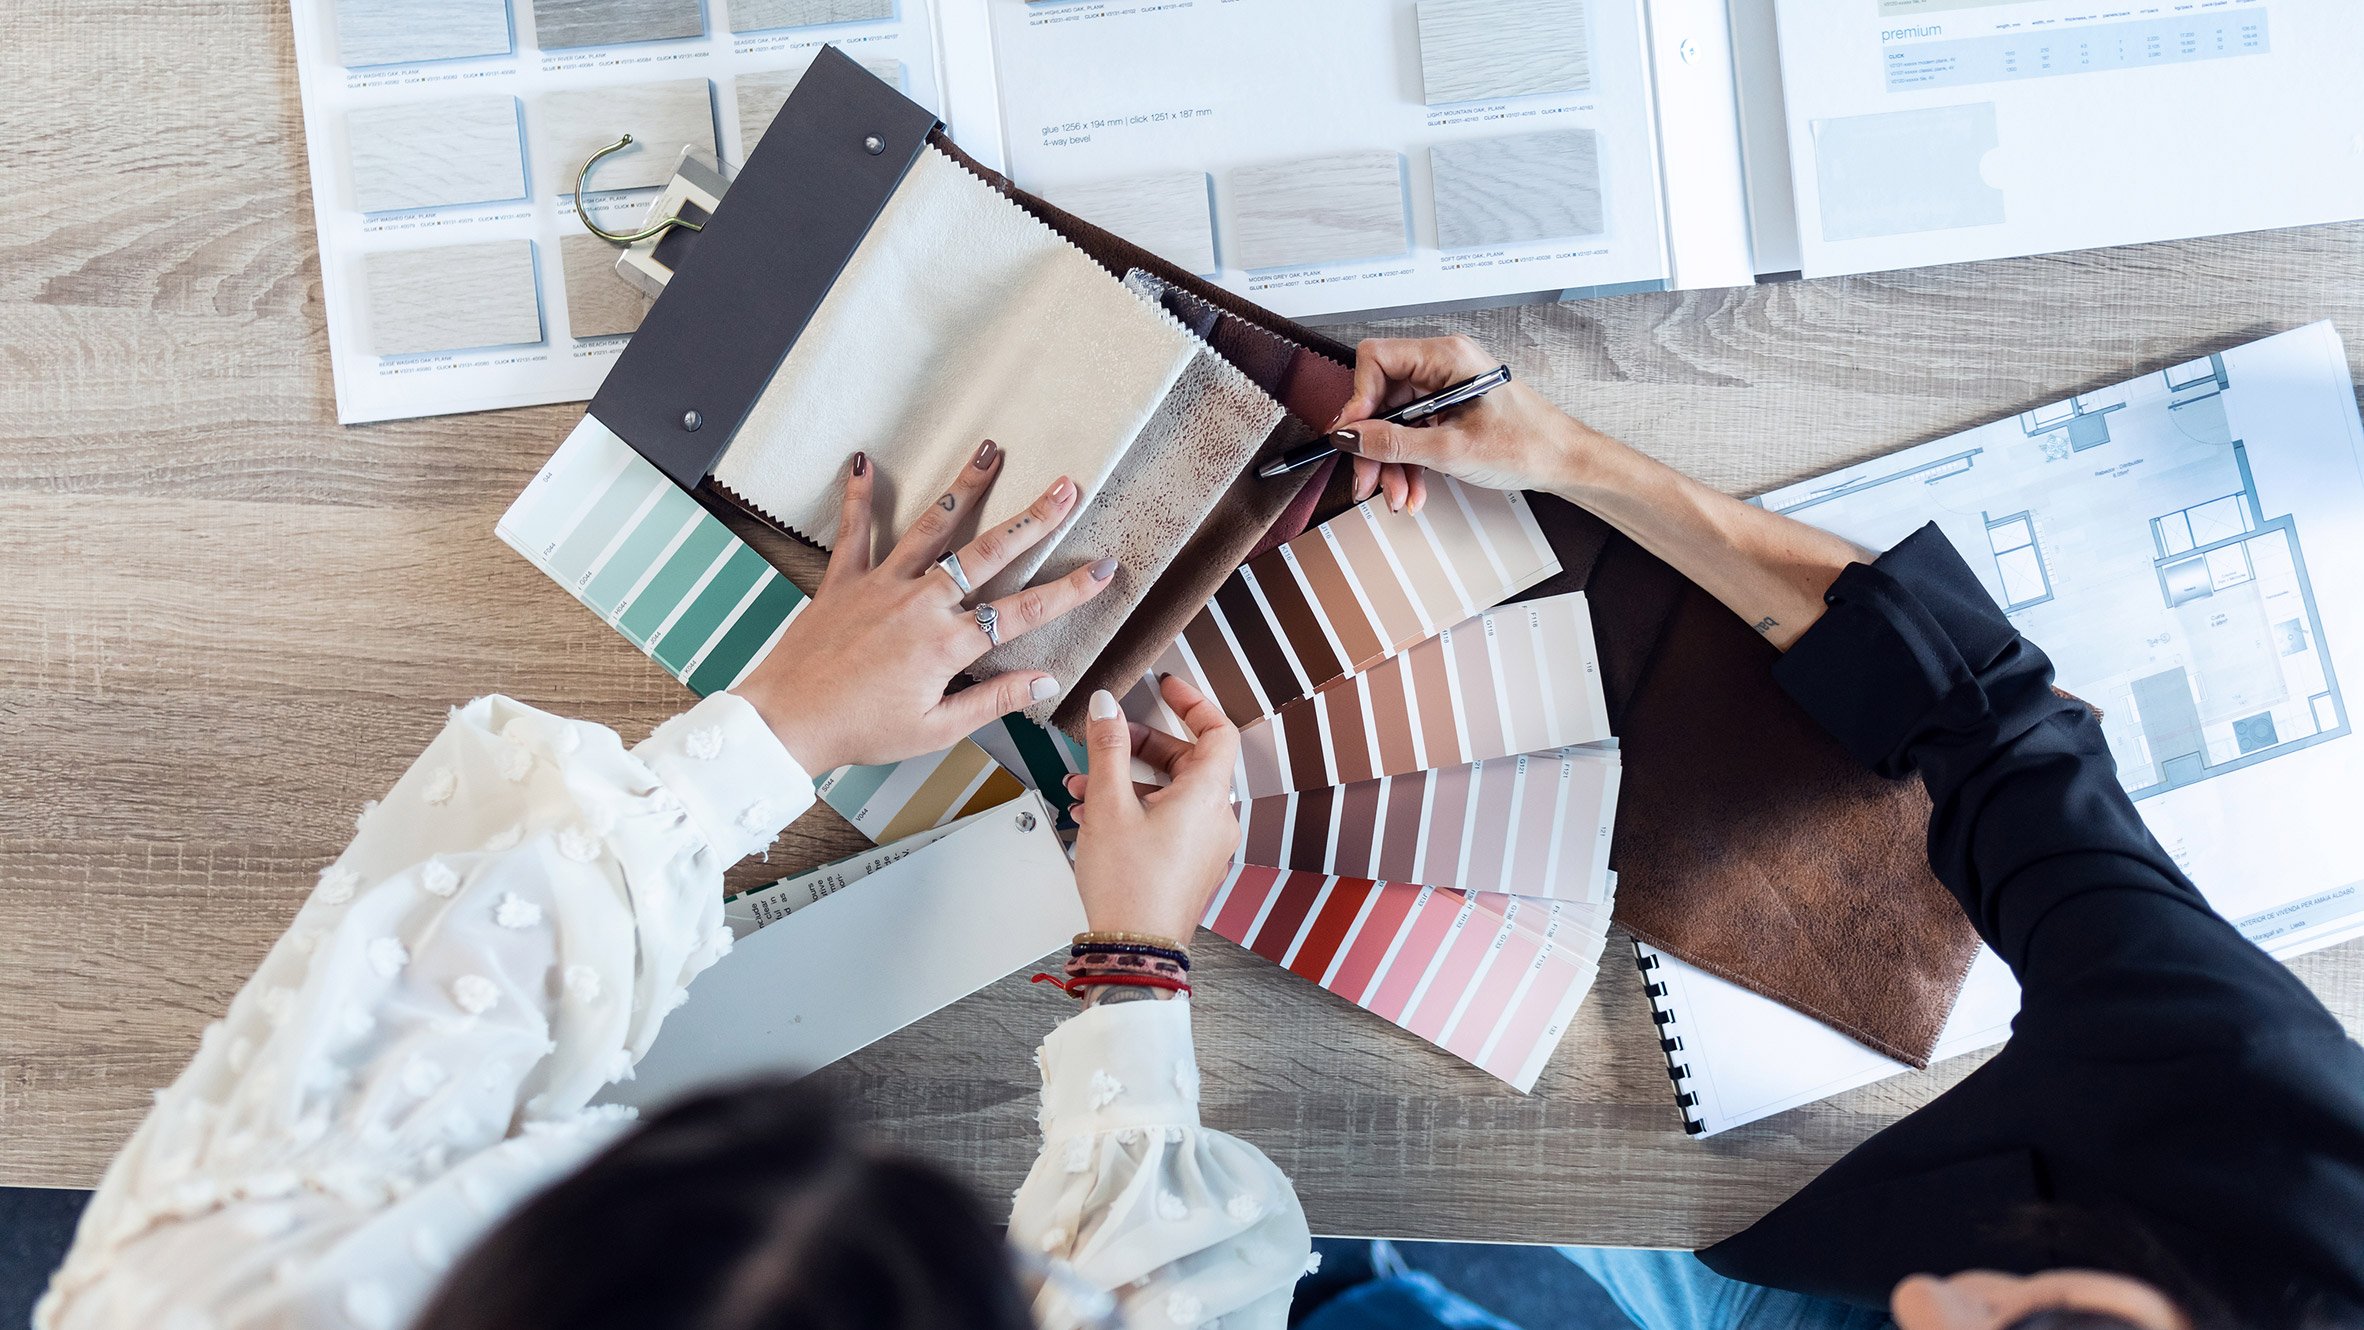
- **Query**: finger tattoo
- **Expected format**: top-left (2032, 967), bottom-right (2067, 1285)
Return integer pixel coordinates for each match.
top-left (937, 492), bottom-right (957, 512)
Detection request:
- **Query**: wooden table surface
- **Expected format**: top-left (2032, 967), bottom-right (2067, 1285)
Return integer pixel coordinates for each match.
top-left (7, 0), bottom-right (2364, 1249)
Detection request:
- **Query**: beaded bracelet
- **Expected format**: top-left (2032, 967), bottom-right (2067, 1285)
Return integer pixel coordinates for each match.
top-left (1074, 930), bottom-right (1189, 952)
top-left (1066, 951), bottom-right (1188, 985)
top-left (1069, 941), bottom-right (1192, 971)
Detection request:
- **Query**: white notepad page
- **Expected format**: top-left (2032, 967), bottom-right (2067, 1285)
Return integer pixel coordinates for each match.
top-left (609, 792), bottom-right (1085, 1109)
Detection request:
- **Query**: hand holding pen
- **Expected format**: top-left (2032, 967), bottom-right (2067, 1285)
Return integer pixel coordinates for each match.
top-left (1306, 339), bottom-right (1600, 508)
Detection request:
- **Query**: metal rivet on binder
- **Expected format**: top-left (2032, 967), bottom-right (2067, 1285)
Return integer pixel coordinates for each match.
top-left (681, 410), bottom-right (702, 432)
top-left (863, 135), bottom-right (885, 155)
top-left (1015, 811), bottom-right (1037, 833)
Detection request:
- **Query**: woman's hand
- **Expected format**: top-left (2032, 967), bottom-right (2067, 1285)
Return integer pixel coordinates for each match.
top-left (1060, 676), bottom-right (1241, 942)
top-left (732, 442), bottom-right (1118, 774)
top-left (1334, 335), bottom-right (1614, 508)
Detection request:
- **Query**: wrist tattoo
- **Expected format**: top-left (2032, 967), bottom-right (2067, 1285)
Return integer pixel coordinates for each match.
top-left (1751, 615), bottom-right (1778, 636)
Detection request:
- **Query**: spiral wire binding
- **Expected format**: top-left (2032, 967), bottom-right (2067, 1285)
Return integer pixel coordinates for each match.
top-left (1632, 943), bottom-right (1707, 1135)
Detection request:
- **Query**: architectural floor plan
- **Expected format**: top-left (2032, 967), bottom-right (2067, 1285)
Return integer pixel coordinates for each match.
top-left (1771, 350), bottom-right (2344, 803)
top-left (1761, 323), bottom-right (2364, 953)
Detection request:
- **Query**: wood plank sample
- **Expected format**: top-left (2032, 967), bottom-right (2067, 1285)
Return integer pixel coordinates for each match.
top-left (1430, 129), bottom-right (1604, 249)
top-left (1416, 0), bottom-right (1589, 106)
top-left (345, 95), bottom-right (526, 214)
top-left (361, 240), bottom-right (544, 355)
top-left (334, 0), bottom-right (514, 67)
top-left (1047, 172), bottom-right (1217, 275)
top-left (539, 79), bottom-right (716, 192)
top-left (735, 60), bottom-right (902, 149)
top-left (560, 234), bottom-right (652, 337)
top-left (730, 0), bottom-right (895, 34)
top-left (531, 0), bottom-right (702, 49)
top-left (1230, 151), bottom-right (1408, 271)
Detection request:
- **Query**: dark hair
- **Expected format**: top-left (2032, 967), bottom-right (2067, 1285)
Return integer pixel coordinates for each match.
top-left (412, 1081), bottom-right (1034, 1330)
top-left (1989, 1204), bottom-right (2362, 1330)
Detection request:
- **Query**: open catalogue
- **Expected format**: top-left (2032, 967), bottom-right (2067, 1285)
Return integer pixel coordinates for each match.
top-left (288, 0), bottom-right (2364, 422)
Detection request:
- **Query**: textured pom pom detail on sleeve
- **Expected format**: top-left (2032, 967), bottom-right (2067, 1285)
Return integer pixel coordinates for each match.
top-left (421, 767), bottom-right (458, 805)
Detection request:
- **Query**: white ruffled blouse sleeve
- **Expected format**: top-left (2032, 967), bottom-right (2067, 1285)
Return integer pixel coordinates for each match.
top-left (1011, 999), bottom-right (1313, 1330)
top-left (36, 692), bottom-right (812, 1330)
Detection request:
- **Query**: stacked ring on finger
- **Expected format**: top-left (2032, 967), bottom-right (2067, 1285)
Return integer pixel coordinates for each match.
top-left (975, 603), bottom-right (1002, 647)
top-left (935, 550), bottom-right (974, 598)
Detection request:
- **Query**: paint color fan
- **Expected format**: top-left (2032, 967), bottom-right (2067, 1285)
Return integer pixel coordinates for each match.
top-left (1207, 865), bottom-right (1616, 1093)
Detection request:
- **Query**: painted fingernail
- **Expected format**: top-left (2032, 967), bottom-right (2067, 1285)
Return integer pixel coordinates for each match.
top-left (850, 450), bottom-right (867, 476)
top-left (1050, 476), bottom-right (1074, 505)
top-left (1089, 556), bottom-right (1118, 582)
top-left (973, 439), bottom-right (999, 469)
top-left (1332, 429), bottom-right (1360, 453)
top-left (1089, 689), bottom-right (1120, 721)
top-left (1030, 676), bottom-right (1060, 702)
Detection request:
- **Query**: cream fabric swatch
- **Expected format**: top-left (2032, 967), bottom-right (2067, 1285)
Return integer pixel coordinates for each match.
top-left (977, 344), bottom-right (1285, 720)
top-left (714, 147), bottom-right (1200, 602)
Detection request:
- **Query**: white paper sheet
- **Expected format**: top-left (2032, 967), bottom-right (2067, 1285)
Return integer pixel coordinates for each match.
top-left (610, 792), bottom-right (1085, 1107)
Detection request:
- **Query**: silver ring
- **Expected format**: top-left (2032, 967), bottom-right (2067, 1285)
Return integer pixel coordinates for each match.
top-left (975, 603), bottom-right (1003, 647)
top-left (934, 551), bottom-right (974, 597)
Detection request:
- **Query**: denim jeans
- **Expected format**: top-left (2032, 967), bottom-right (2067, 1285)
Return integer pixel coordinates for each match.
top-left (1557, 1248), bottom-right (1895, 1330)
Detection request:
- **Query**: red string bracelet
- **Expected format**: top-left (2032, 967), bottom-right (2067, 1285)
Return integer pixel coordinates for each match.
top-left (1030, 972), bottom-right (1193, 999)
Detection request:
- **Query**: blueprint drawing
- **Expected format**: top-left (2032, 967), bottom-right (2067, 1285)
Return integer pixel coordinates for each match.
top-left (1769, 351), bottom-right (2346, 803)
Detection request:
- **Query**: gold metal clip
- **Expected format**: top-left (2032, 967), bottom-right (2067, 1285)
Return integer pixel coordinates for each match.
top-left (573, 135), bottom-right (707, 247)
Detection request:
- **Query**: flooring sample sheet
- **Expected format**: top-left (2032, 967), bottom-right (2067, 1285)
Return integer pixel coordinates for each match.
top-left (538, 79), bottom-right (718, 192)
top-left (1232, 591), bottom-right (1613, 798)
top-left (973, 345), bottom-right (1285, 722)
top-left (1759, 321), bottom-right (2364, 963)
top-left (532, 0), bottom-right (702, 47)
top-left (1770, 0), bottom-right (2364, 277)
top-left (559, 234), bottom-right (653, 337)
top-left (612, 793), bottom-right (1086, 1107)
top-left (736, 59), bottom-right (904, 148)
top-left (1207, 865), bottom-right (1613, 1092)
top-left (497, 417), bottom-right (1037, 843)
top-left (361, 240), bottom-right (543, 355)
top-left (345, 95), bottom-right (526, 214)
top-left (286, 0), bottom-right (941, 423)
top-left (714, 147), bottom-right (1200, 602)
top-left (731, 0), bottom-right (896, 33)
top-left (1143, 479), bottom-right (1560, 726)
top-left (1430, 130), bottom-right (1604, 250)
top-left (1230, 152), bottom-right (1409, 271)
top-left (334, 0), bottom-right (514, 66)
top-left (1046, 172), bottom-right (1219, 275)
top-left (1416, 0), bottom-right (1591, 105)
top-left (1238, 748), bottom-right (1619, 904)
top-left (971, 0), bottom-right (1672, 321)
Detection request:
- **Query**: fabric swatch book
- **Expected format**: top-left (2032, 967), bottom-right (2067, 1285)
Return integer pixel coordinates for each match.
top-left (1637, 321), bottom-right (2364, 1135)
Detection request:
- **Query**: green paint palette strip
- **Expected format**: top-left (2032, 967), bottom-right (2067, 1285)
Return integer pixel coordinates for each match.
top-left (498, 416), bottom-right (1085, 843)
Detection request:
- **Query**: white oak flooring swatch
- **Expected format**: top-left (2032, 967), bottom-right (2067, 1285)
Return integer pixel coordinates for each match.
top-left (1047, 172), bottom-right (1218, 275)
top-left (735, 60), bottom-right (902, 149)
top-left (334, 0), bottom-right (514, 67)
top-left (560, 234), bottom-right (652, 337)
top-left (344, 95), bottom-right (527, 214)
top-left (1416, 0), bottom-right (1590, 106)
top-left (361, 240), bottom-right (544, 355)
top-left (531, 0), bottom-right (703, 49)
top-left (1430, 129), bottom-right (1604, 249)
top-left (1230, 151), bottom-right (1409, 271)
top-left (730, 0), bottom-right (895, 34)
top-left (539, 79), bottom-right (717, 192)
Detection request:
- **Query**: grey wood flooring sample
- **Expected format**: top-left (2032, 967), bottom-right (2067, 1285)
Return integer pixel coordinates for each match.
top-left (362, 240), bottom-right (544, 355)
top-left (335, 0), bottom-right (514, 67)
top-left (1048, 172), bottom-right (1217, 274)
top-left (1230, 151), bottom-right (1408, 271)
top-left (735, 59), bottom-right (901, 148)
top-left (560, 234), bottom-right (652, 337)
top-left (1417, 0), bottom-right (1589, 105)
top-left (531, 0), bottom-right (702, 49)
top-left (345, 95), bottom-right (526, 214)
top-left (1430, 129), bottom-right (1603, 249)
top-left (539, 79), bottom-right (716, 192)
top-left (730, 0), bottom-right (895, 34)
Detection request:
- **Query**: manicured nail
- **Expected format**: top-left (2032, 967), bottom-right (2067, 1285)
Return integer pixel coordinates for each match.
top-left (973, 439), bottom-right (999, 469)
top-left (850, 450), bottom-right (867, 476)
top-left (1089, 689), bottom-right (1120, 721)
top-left (1030, 676), bottom-right (1059, 702)
top-left (1050, 476), bottom-right (1075, 505)
top-left (1088, 556), bottom-right (1118, 581)
top-left (1332, 429), bottom-right (1360, 453)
